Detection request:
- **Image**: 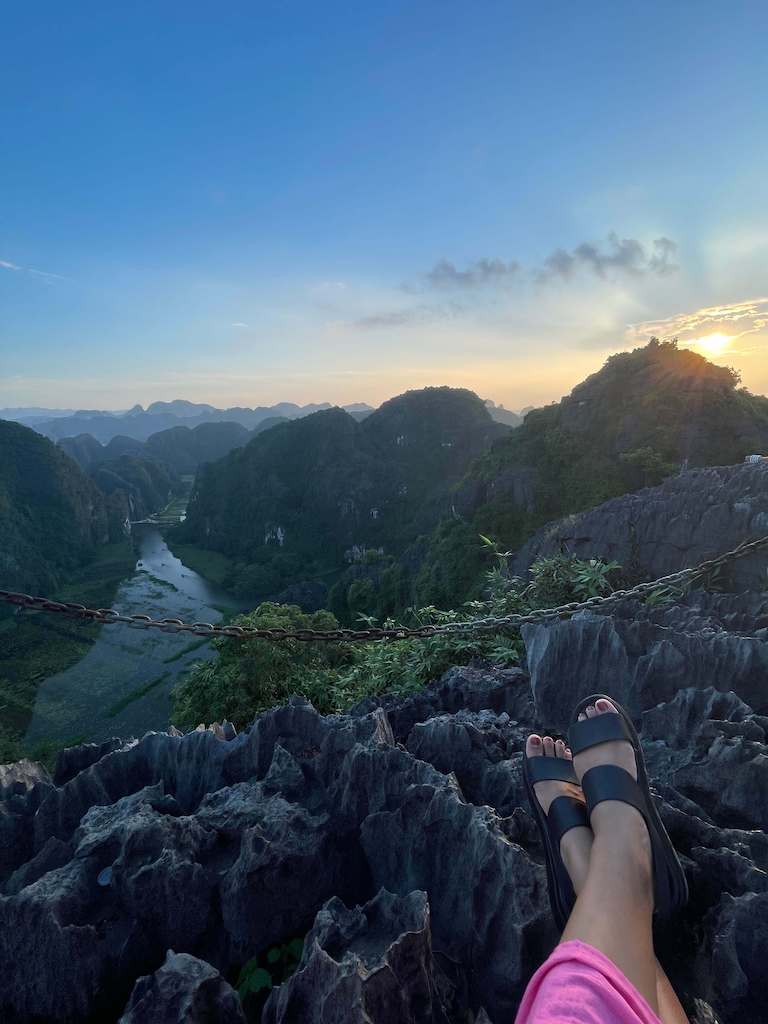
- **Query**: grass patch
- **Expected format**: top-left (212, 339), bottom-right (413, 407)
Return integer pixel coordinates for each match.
top-left (56, 539), bottom-right (137, 608)
top-left (165, 542), bottom-right (235, 589)
top-left (163, 638), bottom-right (211, 663)
top-left (106, 672), bottom-right (171, 718)
top-left (0, 537), bottom-right (136, 747)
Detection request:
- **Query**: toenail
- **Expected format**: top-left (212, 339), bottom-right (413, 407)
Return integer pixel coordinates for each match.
top-left (530, 736), bottom-right (541, 745)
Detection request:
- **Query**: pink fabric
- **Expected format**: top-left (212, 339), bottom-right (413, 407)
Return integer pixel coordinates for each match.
top-left (514, 940), bottom-right (663, 1024)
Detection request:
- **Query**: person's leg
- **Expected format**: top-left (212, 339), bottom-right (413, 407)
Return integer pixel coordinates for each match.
top-left (527, 708), bottom-right (689, 1023)
top-left (560, 699), bottom-right (659, 1013)
top-left (655, 959), bottom-right (689, 1024)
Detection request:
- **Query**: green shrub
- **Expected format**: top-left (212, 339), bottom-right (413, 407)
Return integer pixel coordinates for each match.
top-left (524, 553), bottom-right (620, 606)
top-left (171, 603), bottom-right (350, 729)
top-left (171, 541), bottom-right (621, 732)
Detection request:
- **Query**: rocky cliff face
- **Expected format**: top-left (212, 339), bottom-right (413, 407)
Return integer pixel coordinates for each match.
top-left (1, 568), bottom-right (767, 1022)
top-left (0, 419), bottom-right (110, 593)
top-left (513, 461), bottom-right (768, 590)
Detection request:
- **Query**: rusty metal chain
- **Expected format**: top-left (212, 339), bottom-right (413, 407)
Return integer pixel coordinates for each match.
top-left (1, 534), bottom-right (767, 643)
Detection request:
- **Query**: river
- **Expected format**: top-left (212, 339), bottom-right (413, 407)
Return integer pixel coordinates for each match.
top-left (24, 527), bottom-right (244, 746)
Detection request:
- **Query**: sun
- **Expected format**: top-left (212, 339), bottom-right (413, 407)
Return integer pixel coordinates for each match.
top-left (689, 332), bottom-right (733, 357)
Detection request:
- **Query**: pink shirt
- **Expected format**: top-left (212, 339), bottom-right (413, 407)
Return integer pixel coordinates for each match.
top-left (515, 941), bottom-right (664, 1024)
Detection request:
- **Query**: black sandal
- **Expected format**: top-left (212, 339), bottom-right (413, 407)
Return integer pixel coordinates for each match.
top-left (568, 694), bottom-right (688, 920)
top-left (523, 751), bottom-right (589, 931)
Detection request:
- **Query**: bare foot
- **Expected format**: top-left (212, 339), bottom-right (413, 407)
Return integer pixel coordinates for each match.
top-left (572, 699), bottom-right (652, 889)
top-left (526, 733), bottom-right (593, 893)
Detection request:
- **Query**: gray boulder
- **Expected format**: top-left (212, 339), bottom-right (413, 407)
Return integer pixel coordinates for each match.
top-left (119, 950), bottom-right (246, 1023)
top-left (263, 889), bottom-right (453, 1023)
top-left (513, 462), bottom-right (768, 590)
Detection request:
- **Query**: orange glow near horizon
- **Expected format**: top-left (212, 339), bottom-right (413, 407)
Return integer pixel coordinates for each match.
top-left (687, 332), bottom-right (734, 357)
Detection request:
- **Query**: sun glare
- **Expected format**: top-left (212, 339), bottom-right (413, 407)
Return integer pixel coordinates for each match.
top-left (689, 332), bottom-right (733, 357)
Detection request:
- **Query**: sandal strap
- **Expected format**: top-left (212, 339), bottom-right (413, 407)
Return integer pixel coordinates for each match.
top-left (581, 764), bottom-right (646, 818)
top-left (569, 712), bottom-right (633, 755)
top-left (527, 755), bottom-right (578, 784)
top-left (548, 795), bottom-right (589, 847)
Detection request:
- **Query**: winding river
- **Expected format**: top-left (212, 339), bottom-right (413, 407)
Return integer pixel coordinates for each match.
top-left (25, 528), bottom-right (244, 746)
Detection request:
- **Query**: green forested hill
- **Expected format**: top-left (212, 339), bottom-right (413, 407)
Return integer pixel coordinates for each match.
top-left (0, 420), bottom-right (109, 593)
top-left (57, 433), bottom-right (105, 470)
top-left (456, 340), bottom-right (768, 554)
top-left (178, 388), bottom-right (509, 597)
top-left (144, 421), bottom-right (251, 474)
top-left (61, 419), bottom-right (277, 477)
top-left (90, 455), bottom-right (179, 521)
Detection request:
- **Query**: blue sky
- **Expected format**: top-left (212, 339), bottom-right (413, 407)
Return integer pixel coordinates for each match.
top-left (2, 1), bottom-right (767, 410)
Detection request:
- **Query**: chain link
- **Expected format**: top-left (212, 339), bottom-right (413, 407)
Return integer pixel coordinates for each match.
top-left (1, 534), bottom-right (767, 643)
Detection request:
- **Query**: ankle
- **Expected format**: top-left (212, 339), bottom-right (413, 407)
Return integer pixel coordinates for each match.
top-left (559, 826), bottom-right (594, 895)
top-left (591, 803), bottom-right (653, 879)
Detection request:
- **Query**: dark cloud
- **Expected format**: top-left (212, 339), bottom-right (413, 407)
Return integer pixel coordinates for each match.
top-left (648, 237), bottom-right (678, 276)
top-left (422, 257), bottom-right (520, 290)
top-left (354, 233), bottom-right (680, 331)
top-left (409, 234), bottom-right (678, 292)
top-left (538, 233), bottom-right (678, 282)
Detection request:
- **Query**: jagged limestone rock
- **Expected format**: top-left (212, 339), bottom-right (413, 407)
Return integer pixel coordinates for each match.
top-left (513, 462), bottom-right (768, 591)
top-left (523, 602), bottom-right (768, 732)
top-left (118, 950), bottom-right (246, 1023)
top-left (263, 889), bottom-right (453, 1023)
top-left (1, 584), bottom-right (767, 1022)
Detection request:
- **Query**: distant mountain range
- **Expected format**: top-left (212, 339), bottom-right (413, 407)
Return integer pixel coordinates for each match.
top-left (0, 401), bottom-right (376, 444)
top-left (58, 418), bottom-right (288, 476)
top-left (1, 397), bottom-right (522, 443)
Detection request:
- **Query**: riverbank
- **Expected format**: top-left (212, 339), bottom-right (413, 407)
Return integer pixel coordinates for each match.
top-left (164, 540), bottom-right (235, 590)
top-left (21, 527), bottom-right (244, 753)
top-left (0, 538), bottom-right (137, 765)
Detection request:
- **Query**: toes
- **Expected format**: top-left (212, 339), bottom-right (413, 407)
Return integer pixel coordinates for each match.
top-left (564, 746), bottom-right (573, 761)
top-left (578, 712), bottom-right (587, 722)
top-left (555, 738), bottom-right (566, 758)
top-left (543, 735), bottom-right (555, 757)
top-left (585, 704), bottom-right (598, 718)
top-left (595, 697), bottom-right (618, 715)
top-left (526, 734), bottom-right (543, 758)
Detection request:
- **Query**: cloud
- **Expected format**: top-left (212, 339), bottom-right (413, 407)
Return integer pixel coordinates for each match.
top-left (230, 322), bottom-right (250, 328)
top-left (408, 234), bottom-right (678, 294)
top-left (418, 257), bottom-right (520, 290)
top-left (351, 232), bottom-right (678, 333)
top-left (538, 234), bottom-right (678, 282)
top-left (1, 258), bottom-right (64, 281)
top-left (627, 297), bottom-right (768, 348)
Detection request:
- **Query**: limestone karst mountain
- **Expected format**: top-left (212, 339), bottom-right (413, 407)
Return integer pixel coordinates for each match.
top-left (178, 387), bottom-right (509, 601)
top-left (0, 419), bottom-right (109, 594)
top-left (458, 340), bottom-right (768, 554)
